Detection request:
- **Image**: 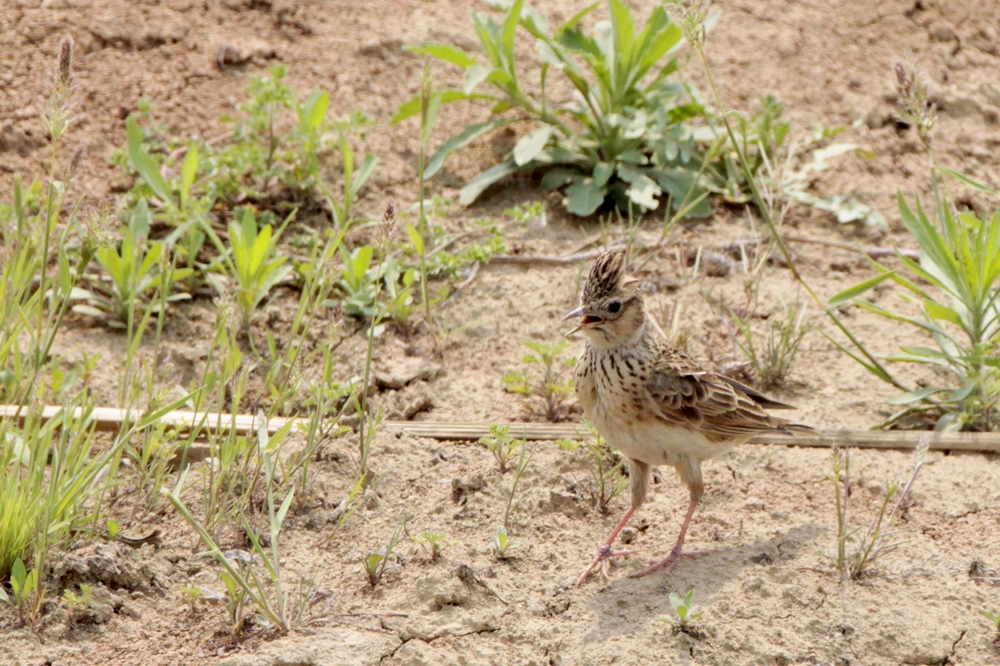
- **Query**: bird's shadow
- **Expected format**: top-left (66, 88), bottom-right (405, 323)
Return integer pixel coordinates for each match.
top-left (578, 522), bottom-right (826, 644)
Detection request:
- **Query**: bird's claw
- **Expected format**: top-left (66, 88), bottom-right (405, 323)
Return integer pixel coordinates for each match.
top-left (575, 544), bottom-right (643, 586)
top-left (628, 546), bottom-right (709, 578)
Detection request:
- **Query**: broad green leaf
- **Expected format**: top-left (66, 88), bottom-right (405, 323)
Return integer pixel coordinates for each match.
top-left (472, 11), bottom-right (502, 68)
top-left (304, 88), bottom-right (329, 131)
top-left (420, 89), bottom-right (444, 146)
top-left (406, 42), bottom-right (478, 69)
top-left (886, 387), bottom-right (948, 405)
top-left (513, 125), bottom-right (554, 166)
top-left (344, 154), bottom-right (373, 200)
top-left (425, 118), bottom-right (515, 179)
top-left (616, 163), bottom-right (660, 210)
top-left (827, 272), bottom-right (895, 309)
top-left (592, 162), bottom-right (613, 188)
top-left (648, 168), bottom-right (710, 218)
top-left (924, 300), bottom-right (963, 326)
top-left (406, 221), bottom-right (425, 255)
top-left (459, 160), bottom-right (519, 205)
top-left (565, 178), bottom-right (607, 216)
top-left (608, 0), bottom-right (636, 76)
top-left (126, 116), bottom-right (174, 207)
top-left (179, 143), bottom-right (198, 210)
top-left (391, 90), bottom-right (485, 124)
top-left (500, 0), bottom-right (524, 67)
top-left (618, 150), bottom-right (646, 164)
top-left (464, 63), bottom-right (492, 94)
top-left (540, 168), bottom-right (578, 190)
top-left (939, 166), bottom-right (998, 194)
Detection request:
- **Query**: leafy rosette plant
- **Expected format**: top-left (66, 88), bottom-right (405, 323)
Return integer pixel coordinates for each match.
top-left (395, 0), bottom-right (713, 218)
top-left (828, 192), bottom-right (1000, 430)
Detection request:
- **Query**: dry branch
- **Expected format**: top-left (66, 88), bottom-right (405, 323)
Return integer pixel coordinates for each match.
top-left (3, 405), bottom-right (1000, 452)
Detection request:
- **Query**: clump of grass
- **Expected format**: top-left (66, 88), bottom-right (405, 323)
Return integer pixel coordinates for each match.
top-left (733, 303), bottom-right (809, 387)
top-left (117, 65), bottom-right (376, 216)
top-left (830, 441), bottom-right (930, 580)
top-left (164, 411), bottom-right (318, 635)
top-left (502, 340), bottom-right (576, 422)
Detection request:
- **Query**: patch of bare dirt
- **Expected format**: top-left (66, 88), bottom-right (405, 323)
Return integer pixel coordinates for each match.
top-left (2, 0), bottom-right (1000, 664)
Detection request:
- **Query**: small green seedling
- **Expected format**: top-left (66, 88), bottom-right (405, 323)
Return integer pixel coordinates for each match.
top-left (363, 520), bottom-right (405, 589)
top-left (658, 590), bottom-right (704, 629)
top-left (2, 557), bottom-right (39, 625)
top-left (181, 584), bottom-right (203, 613)
top-left (218, 569), bottom-right (250, 636)
top-left (502, 340), bottom-right (576, 422)
top-left (413, 531), bottom-right (459, 562)
top-left (62, 584), bottom-right (94, 623)
top-left (980, 608), bottom-right (1000, 636)
top-left (479, 423), bottom-right (524, 474)
top-left (489, 526), bottom-right (519, 560)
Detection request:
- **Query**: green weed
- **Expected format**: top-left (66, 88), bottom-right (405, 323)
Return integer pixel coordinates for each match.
top-left (363, 519), bottom-right (406, 589)
top-left (830, 442), bottom-right (930, 580)
top-left (503, 340), bottom-right (576, 421)
top-left (62, 584), bottom-right (94, 623)
top-left (489, 526), bottom-right (519, 560)
top-left (479, 423), bottom-right (524, 474)
top-left (413, 531), bottom-right (459, 562)
top-left (398, 0), bottom-right (713, 217)
top-left (733, 303), bottom-right (809, 387)
top-left (980, 608), bottom-right (1000, 636)
top-left (658, 590), bottom-right (704, 629)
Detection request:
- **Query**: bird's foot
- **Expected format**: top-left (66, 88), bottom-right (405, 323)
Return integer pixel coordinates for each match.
top-left (628, 545), bottom-right (709, 579)
top-left (575, 544), bottom-right (643, 586)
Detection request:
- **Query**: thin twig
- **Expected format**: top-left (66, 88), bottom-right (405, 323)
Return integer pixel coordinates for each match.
top-left (490, 243), bottom-right (625, 266)
top-left (441, 261), bottom-right (480, 307)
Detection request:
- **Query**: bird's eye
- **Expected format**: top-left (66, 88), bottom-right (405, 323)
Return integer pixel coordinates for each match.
top-left (608, 300), bottom-right (622, 314)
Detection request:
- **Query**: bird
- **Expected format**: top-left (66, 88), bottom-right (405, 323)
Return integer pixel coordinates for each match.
top-left (564, 250), bottom-right (811, 585)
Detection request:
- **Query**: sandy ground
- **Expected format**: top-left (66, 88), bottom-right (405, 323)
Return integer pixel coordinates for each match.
top-left (2, 0), bottom-right (1000, 664)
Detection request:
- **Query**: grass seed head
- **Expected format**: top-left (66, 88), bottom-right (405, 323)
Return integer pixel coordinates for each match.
top-left (44, 34), bottom-right (76, 142)
top-left (375, 200), bottom-right (397, 254)
top-left (894, 60), bottom-right (935, 146)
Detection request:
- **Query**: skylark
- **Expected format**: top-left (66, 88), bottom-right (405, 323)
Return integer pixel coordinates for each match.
top-left (565, 250), bottom-right (810, 585)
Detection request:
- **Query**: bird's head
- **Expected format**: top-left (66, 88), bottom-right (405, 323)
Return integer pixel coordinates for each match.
top-left (565, 250), bottom-right (646, 348)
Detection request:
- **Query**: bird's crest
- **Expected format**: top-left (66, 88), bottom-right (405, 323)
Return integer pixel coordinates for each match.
top-left (582, 250), bottom-right (628, 303)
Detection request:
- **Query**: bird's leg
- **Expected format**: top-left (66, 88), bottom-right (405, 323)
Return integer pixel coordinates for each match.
top-left (628, 497), bottom-right (709, 578)
top-left (574, 505), bottom-right (643, 586)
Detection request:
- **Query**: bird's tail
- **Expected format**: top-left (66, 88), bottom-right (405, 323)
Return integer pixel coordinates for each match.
top-left (775, 422), bottom-right (818, 435)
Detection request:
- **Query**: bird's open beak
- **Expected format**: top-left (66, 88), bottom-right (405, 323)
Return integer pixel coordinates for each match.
top-left (563, 306), bottom-right (602, 336)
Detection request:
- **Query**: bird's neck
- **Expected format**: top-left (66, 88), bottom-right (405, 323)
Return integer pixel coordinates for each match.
top-left (585, 312), bottom-right (652, 352)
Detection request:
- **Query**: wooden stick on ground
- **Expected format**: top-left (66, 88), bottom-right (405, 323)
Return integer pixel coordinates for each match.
top-left (2, 405), bottom-right (1000, 453)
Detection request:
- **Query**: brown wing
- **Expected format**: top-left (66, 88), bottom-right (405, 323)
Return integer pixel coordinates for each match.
top-left (645, 346), bottom-right (790, 441)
